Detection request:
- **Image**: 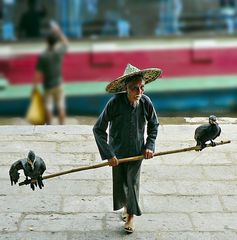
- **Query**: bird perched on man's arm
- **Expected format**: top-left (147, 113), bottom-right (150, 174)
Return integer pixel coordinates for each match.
top-left (194, 115), bottom-right (221, 151)
top-left (9, 150), bottom-right (46, 191)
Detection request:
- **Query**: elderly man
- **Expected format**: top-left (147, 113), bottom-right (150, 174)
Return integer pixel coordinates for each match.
top-left (93, 64), bottom-right (162, 233)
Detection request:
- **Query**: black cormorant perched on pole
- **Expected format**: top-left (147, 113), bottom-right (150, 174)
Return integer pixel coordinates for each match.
top-left (194, 115), bottom-right (221, 151)
top-left (9, 150), bottom-right (46, 190)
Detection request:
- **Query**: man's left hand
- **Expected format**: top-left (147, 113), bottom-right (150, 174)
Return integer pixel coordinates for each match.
top-left (144, 149), bottom-right (154, 159)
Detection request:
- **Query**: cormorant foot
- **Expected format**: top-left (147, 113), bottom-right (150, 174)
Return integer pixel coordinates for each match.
top-left (195, 144), bottom-right (206, 151)
top-left (200, 144), bottom-right (207, 151)
top-left (210, 141), bottom-right (216, 147)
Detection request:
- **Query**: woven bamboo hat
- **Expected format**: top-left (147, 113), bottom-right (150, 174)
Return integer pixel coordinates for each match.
top-left (106, 64), bottom-right (162, 93)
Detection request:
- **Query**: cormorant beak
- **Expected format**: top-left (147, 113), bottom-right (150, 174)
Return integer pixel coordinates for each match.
top-left (27, 160), bottom-right (34, 170)
top-left (210, 120), bottom-right (217, 125)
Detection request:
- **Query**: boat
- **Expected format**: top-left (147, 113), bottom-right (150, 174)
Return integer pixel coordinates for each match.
top-left (2, 38), bottom-right (237, 84)
top-left (1, 39), bottom-right (237, 116)
top-left (0, 75), bottom-right (237, 117)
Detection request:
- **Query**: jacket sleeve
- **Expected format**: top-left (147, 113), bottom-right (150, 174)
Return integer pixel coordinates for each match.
top-left (93, 100), bottom-right (115, 160)
top-left (145, 99), bottom-right (159, 152)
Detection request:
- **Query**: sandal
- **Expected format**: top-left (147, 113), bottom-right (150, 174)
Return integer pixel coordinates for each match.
top-left (124, 220), bottom-right (135, 233)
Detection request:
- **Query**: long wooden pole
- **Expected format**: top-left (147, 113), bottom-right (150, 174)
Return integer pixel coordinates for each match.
top-left (19, 140), bottom-right (230, 186)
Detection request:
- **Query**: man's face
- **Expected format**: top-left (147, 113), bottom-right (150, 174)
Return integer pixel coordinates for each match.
top-left (126, 78), bottom-right (145, 104)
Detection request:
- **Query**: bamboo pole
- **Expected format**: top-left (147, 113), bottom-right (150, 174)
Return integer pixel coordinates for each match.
top-left (19, 140), bottom-right (230, 186)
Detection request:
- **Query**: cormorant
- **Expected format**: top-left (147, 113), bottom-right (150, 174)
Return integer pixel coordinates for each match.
top-left (9, 150), bottom-right (46, 190)
top-left (194, 115), bottom-right (221, 151)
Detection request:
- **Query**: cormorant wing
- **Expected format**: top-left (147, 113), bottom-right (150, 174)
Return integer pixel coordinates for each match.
top-left (194, 125), bottom-right (208, 141)
top-left (38, 157), bottom-right (46, 175)
top-left (9, 160), bottom-right (24, 185)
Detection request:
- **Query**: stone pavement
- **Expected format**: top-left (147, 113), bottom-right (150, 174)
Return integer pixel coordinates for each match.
top-left (0, 123), bottom-right (237, 240)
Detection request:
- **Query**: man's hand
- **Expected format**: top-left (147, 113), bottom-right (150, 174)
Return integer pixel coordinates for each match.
top-left (108, 156), bottom-right (119, 167)
top-left (50, 20), bottom-right (61, 33)
top-left (50, 21), bottom-right (69, 46)
top-left (144, 149), bottom-right (154, 159)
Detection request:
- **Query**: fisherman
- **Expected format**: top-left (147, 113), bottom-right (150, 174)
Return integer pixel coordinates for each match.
top-left (93, 64), bottom-right (162, 233)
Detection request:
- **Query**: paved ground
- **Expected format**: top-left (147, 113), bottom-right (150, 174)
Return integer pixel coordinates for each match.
top-left (0, 121), bottom-right (236, 240)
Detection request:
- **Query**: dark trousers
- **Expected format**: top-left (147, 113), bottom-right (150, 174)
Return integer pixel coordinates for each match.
top-left (112, 160), bottom-right (142, 216)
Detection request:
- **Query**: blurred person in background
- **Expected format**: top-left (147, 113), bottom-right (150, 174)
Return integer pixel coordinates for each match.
top-left (155, 0), bottom-right (167, 35)
top-left (56, 0), bottom-right (84, 38)
top-left (117, 9), bottom-right (131, 37)
top-left (116, 0), bottom-right (131, 37)
top-left (155, 0), bottom-right (183, 36)
top-left (2, 0), bottom-right (16, 40)
top-left (102, 10), bottom-right (118, 36)
top-left (102, 1), bottom-right (131, 38)
top-left (18, 0), bottom-right (47, 39)
top-left (86, 0), bottom-right (99, 17)
top-left (93, 64), bottom-right (161, 233)
top-left (220, 0), bottom-right (236, 34)
top-left (206, 0), bottom-right (236, 34)
top-left (33, 22), bottom-right (69, 125)
top-left (172, 0), bottom-right (183, 35)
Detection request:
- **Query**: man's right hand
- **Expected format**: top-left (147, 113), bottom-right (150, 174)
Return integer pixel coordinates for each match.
top-left (50, 20), bottom-right (60, 33)
top-left (108, 156), bottom-right (119, 167)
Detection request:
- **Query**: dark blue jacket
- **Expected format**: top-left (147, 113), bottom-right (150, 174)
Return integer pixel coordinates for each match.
top-left (93, 92), bottom-right (159, 160)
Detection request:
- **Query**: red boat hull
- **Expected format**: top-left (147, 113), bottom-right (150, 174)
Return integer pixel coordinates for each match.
top-left (1, 42), bottom-right (237, 84)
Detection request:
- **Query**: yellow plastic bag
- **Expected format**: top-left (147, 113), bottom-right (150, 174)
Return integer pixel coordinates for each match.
top-left (26, 87), bottom-right (46, 125)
